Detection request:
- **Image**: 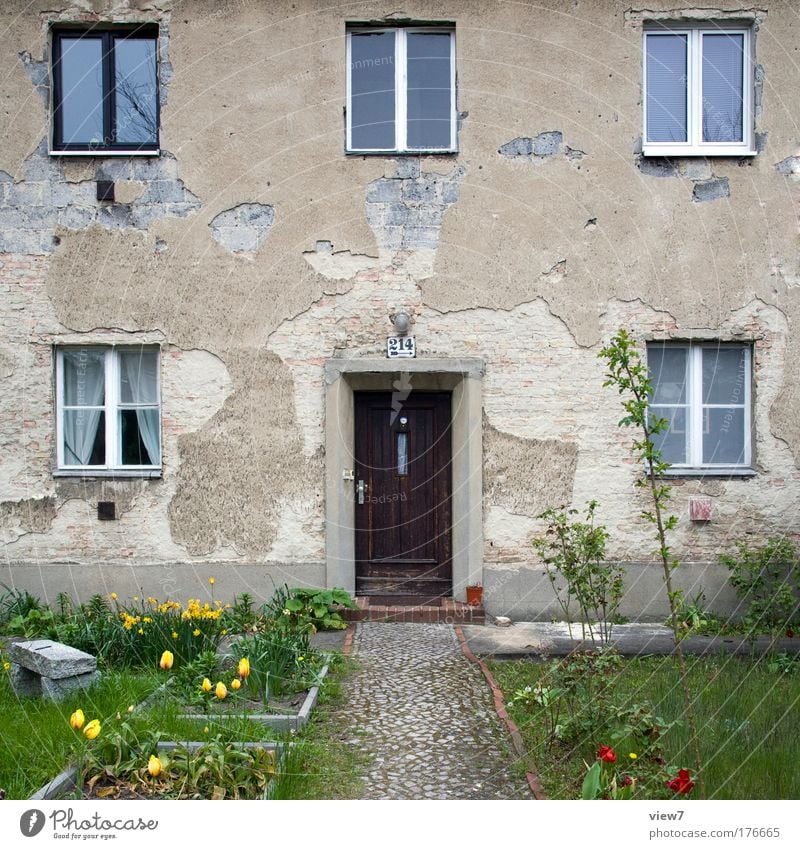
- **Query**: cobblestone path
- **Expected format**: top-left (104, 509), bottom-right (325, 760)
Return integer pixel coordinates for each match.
top-left (340, 622), bottom-right (530, 799)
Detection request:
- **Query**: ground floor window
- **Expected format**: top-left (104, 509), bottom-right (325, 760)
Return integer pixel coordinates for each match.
top-left (55, 346), bottom-right (161, 472)
top-left (647, 342), bottom-right (751, 470)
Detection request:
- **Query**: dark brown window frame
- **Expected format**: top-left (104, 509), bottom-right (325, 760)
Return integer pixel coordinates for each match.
top-left (51, 23), bottom-right (160, 153)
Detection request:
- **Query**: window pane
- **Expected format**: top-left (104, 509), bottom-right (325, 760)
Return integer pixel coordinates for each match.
top-left (63, 350), bottom-right (105, 407)
top-left (648, 346), bottom-right (687, 404)
top-left (397, 432), bottom-right (408, 475)
top-left (58, 37), bottom-right (104, 145)
top-left (63, 410), bottom-right (105, 465)
top-left (119, 350), bottom-right (159, 404)
top-left (406, 31), bottom-right (452, 149)
top-left (703, 408), bottom-right (745, 464)
top-left (350, 31), bottom-right (396, 149)
top-left (115, 38), bottom-right (158, 145)
top-left (650, 406), bottom-right (687, 464)
top-left (121, 408), bottom-right (159, 465)
top-left (702, 34), bottom-right (744, 143)
top-left (702, 347), bottom-right (747, 404)
top-left (646, 33), bottom-right (688, 143)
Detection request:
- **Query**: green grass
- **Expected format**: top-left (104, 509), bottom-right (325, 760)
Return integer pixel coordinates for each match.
top-left (275, 656), bottom-right (370, 800)
top-left (488, 653), bottom-right (800, 800)
top-left (0, 667), bottom-right (282, 799)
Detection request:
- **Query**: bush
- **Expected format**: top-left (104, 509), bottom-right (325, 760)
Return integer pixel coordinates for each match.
top-left (264, 585), bottom-right (356, 633)
top-left (721, 537), bottom-right (800, 634)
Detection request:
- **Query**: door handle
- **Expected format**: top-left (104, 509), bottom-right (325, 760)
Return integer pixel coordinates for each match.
top-left (357, 479), bottom-right (367, 504)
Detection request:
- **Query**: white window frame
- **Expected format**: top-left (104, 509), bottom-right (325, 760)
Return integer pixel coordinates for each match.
top-left (648, 342), bottom-right (752, 473)
top-left (54, 346), bottom-right (162, 476)
top-left (642, 23), bottom-right (755, 157)
top-left (346, 26), bottom-right (457, 154)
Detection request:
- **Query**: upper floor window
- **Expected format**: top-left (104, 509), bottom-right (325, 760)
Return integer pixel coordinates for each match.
top-left (51, 25), bottom-right (159, 153)
top-left (643, 23), bottom-right (754, 156)
top-left (647, 342), bottom-right (752, 472)
top-left (55, 347), bottom-right (161, 474)
top-left (346, 26), bottom-right (456, 153)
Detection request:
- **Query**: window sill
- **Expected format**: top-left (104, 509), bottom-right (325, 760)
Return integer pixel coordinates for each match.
top-left (659, 468), bottom-right (756, 478)
top-left (642, 145), bottom-right (756, 158)
top-left (53, 469), bottom-right (162, 479)
top-left (49, 149), bottom-right (160, 158)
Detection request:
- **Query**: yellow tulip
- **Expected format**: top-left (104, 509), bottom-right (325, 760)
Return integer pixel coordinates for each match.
top-left (83, 719), bottom-right (101, 740)
top-left (201, 677), bottom-right (212, 693)
top-left (231, 678), bottom-right (241, 691)
top-left (203, 726), bottom-right (209, 734)
top-left (238, 658), bottom-right (250, 679)
top-left (215, 682), bottom-right (227, 700)
top-left (159, 650), bottom-right (174, 671)
top-left (208, 577), bottom-right (215, 585)
top-left (147, 755), bottom-right (162, 777)
top-left (69, 709), bottom-right (85, 730)
top-left (110, 593), bottom-right (117, 600)
top-left (629, 752), bottom-right (638, 760)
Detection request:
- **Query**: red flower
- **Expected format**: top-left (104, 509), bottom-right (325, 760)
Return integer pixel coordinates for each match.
top-left (620, 774), bottom-right (633, 787)
top-left (598, 745), bottom-right (617, 763)
top-left (666, 769), bottom-right (695, 795)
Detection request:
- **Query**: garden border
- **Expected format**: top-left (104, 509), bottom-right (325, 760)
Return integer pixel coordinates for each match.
top-left (454, 624), bottom-right (546, 800)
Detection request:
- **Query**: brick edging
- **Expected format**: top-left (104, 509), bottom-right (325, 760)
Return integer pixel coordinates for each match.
top-left (342, 623), bottom-right (356, 656)
top-left (454, 624), bottom-right (547, 800)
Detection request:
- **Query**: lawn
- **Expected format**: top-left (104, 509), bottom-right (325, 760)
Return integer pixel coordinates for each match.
top-left (488, 652), bottom-right (800, 800)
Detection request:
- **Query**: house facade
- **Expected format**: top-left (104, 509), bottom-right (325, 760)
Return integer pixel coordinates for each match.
top-left (1, 0), bottom-right (799, 620)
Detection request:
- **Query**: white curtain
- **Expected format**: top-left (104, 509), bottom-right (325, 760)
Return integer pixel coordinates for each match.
top-left (119, 351), bottom-right (160, 465)
top-left (62, 350), bottom-right (105, 465)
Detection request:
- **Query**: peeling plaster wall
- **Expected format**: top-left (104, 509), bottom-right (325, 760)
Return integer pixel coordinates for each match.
top-left (1, 1), bottom-right (799, 615)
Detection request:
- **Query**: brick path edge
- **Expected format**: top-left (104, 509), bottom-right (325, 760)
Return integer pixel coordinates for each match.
top-left (454, 624), bottom-right (547, 800)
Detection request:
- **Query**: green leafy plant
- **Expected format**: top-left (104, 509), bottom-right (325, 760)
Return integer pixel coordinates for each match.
top-left (266, 585), bottom-right (356, 633)
top-left (0, 584), bottom-right (43, 630)
top-left (721, 537), bottom-right (800, 638)
top-left (534, 501), bottom-right (623, 645)
top-left (231, 627), bottom-right (315, 701)
top-left (600, 328), bottom-right (705, 797)
top-left (671, 590), bottom-right (727, 635)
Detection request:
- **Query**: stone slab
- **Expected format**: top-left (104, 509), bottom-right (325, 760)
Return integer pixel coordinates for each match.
top-left (10, 663), bottom-right (42, 697)
top-left (41, 670), bottom-right (101, 701)
top-left (8, 640), bottom-right (96, 679)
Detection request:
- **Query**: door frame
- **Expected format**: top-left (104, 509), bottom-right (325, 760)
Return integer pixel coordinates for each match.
top-left (324, 358), bottom-right (484, 602)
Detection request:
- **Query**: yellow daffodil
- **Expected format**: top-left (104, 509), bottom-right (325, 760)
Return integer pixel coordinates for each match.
top-left (208, 577), bottom-right (215, 585)
top-left (147, 755), bottom-right (162, 777)
top-left (159, 650), bottom-right (174, 671)
top-left (69, 709), bottom-right (85, 730)
top-left (3, 661), bottom-right (10, 672)
top-left (238, 658), bottom-right (250, 679)
top-left (193, 628), bottom-right (201, 637)
top-left (133, 596), bottom-right (139, 602)
top-left (231, 678), bottom-right (241, 691)
top-left (629, 752), bottom-right (638, 760)
top-left (110, 592), bottom-right (117, 600)
top-left (221, 629), bottom-right (227, 636)
top-left (83, 719), bottom-right (101, 740)
top-left (138, 628), bottom-right (144, 635)
top-left (215, 682), bottom-right (227, 700)
top-left (201, 678), bottom-right (212, 693)
top-left (171, 631), bottom-right (178, 639)
top-left (143, 617), bottom-right (152, 623)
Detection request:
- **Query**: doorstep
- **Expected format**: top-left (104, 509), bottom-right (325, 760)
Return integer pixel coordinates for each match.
top-left (343, 596), bottom-right (485, 624)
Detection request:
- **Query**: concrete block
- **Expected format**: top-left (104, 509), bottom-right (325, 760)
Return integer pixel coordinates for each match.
top-left (532, 131), bottom-right (563, 156)
top-left (498, 137), bottom-right (533, 157)
top-left (638, 156), bottom-right (677, 178)
top-left (402, 180), bottom-right (438, 203)
top-left (393, 159), bottom-right (420, 179)
top-left (41, 670), bottom-right (101, 701)
top-left (10, 663), bottom-right (41, 697)
top-left (57, 205), bottom-right (96, 229)
top-left (366, 180), bottom-right (402, 203)
top-left (9, 639), bottom-right (97, 679)
top-left (693, 177), bottom-right (730, 203)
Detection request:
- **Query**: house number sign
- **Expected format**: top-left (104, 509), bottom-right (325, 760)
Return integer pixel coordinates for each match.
top-left (387, 336), bottom-right (416, 358)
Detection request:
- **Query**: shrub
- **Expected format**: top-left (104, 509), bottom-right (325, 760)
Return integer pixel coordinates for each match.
top-left (265, 585), bottom-right (356, 633)
top-left (721, 537), bottom-right (800, 634)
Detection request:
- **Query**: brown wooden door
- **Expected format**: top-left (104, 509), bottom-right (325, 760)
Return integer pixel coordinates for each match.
top-left (354, 391), bottom-right (452, 601)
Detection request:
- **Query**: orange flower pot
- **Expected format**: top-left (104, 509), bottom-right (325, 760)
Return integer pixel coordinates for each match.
top-left (466, 585), bottom-right (483, 607)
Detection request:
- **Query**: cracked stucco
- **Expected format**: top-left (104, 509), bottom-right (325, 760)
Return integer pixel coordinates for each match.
top-left (0, 1), bottom-right (799, 597)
